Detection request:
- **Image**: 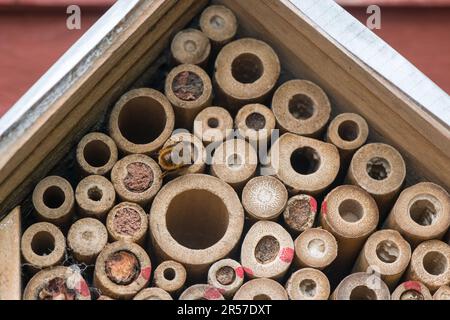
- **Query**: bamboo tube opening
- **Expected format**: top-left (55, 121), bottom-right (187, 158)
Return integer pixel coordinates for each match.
top-left (290, 147), bottom-right (320, 175)
top-left (118, 96), bottom-right (167, 145)
top-left (208, 117), bottom-right (219, 128)
top-left (376, 240), bottom-right (399, 263)
top-left (164, 268), bottom-right (176, 281)
top-left (366, 157), bottom-right (391, 181)
top-left (216, 266), bottom-right (235, 285)
top-left (231, 53), bottom-right (264, 84)
top-left (288, 94), bottom-right (314, 120)
top-left (42, 186), bottom-right (65, 209)
top-left (400, 290), bottom-right (424, 300)
top-left (349, 285), bottom-right (377, 300)
top-left (254, 294), bottom-right (271, 300)
top-left (286, 268), bottom-right (330, 300)
top-left (338, 120), bottom-right (359, 142)
top-left (254, 236), bottom-right (280, 264)
top-left (299, 279), bottom-right (316, 297)
top-left (105, 250), bottom-right (140, 285)
top-left (245, 112), bottom-right (266, 130)
top-left (31, 231), bottom-right (55, 256)
top-left (166, 189), bottom-right (229, 250)
top-left (307, 239), bottom-right (325, 258)
top-left (410, 199), bottom-right (437, 226)
top-left (423, 251), bottom-right (447, 275)
top-left (87, 186), bottom-right (103, 202)
top-left (338, 199), bottom-right (364, 223)
top-left (83, 140), bottom-right (111, 168)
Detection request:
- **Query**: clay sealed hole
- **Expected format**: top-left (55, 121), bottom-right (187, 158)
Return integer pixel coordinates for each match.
top-left (299, 279), bottom-right (317, 298)
top-left (216, 266), bottom-right (236, 285)
top-left (231, 53), bottom-right (264, 84)
top-left (376, 240), bottom-right (399, 264)
top-left (227, 153), bottom-right (243, 169)
top-left (83, 140), bottom-right (111, 168)
top-left (208, 117), bottom-right (219, 128)
top-left (254, 236), bottom-right (280, 264)
top-left (166, 189), bottom-right (229, 250)
top-left (400, 290), bottom-right (424, 300)
top-left (123, 162), bottom-right (154, 193)
top-left (307, 239), bottom-right (326, 259)
top-left (288, 94), bottom-right (315, 120)
top-left (87, 186), bottom-right (103, 202)
top-left (210, 15), bottom-right (225, 29)
top-left (290, 147), bottom-right (320, 175)
top-left (338, 120), bottom-right (359, 142)
top-left (113, 207), bottom-right (142, 236)
top-left (338, 199), bottom-right (364, 223)
top-left (105, 250), bottom-right (140, 285)
top-left (285, 198), bottom-right (314, 231)
top-left (163, 268), bottom-right (176, 281)
top-left (410, 199), bottom-right (438, 226)
top-left (349, 286), bottom-right (377, 300)
top-left (31, 231), bottom-right (55, 256)
top-left (172, 71), bottom-right (204, 101)
top-left (43, 186), bottom-right (65, 209)
top-left (38, 277), bottom-right (76, 300)
top-left (253, 294), bottom-right (271, 300)
top-left (366, 157), bottom-right (391, 181)
top-left (423, 251), bottom-right (447, 276)
top-left (118, 96), bottom-right (167, 144)
top-left (183, 40), bottom-right (197, 52)
top-left (245, 112), bottom-right (266, 131)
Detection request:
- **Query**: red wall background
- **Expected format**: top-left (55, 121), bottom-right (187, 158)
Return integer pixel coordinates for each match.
top-left (0, 1), bottom-right (449, 117)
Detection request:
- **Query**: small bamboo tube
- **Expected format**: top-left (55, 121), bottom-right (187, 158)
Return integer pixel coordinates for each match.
top-left (75, 175), bottom-right (115, 220)
top-left (179, 284), bottom-right (224, 300)
top-left (193, 106), bottom-right (233, 146)
top-left (294, 228), bottom-right (338, 270)
top-left (433, 285), bottom-right (450, 300)
top-left (272, 80), bottom-right (331, 138)
top-left (67, 218), bottom-right (108, 265)
top-left (242, 176), bottom-right (288, 221)
top-left (32, 176), bottom-right (75, 226)
top-left (233, 278), bottom-right (288, 300)
top-left (240, 221), bottom-right (294, 280)
top-left (285, 268), bottom-right (330, 300)
top-left (207, 258), bottom-right (244, 299)
top-left (133, 288), bottom-right (172, 300)
top-left (171, 28), bottom-right (211, 67)
top-left (404, 240), bottom-right (450, 293)
top-left (153, 260), bottom-right (187, 296)
top-left (21, 222), bottom-right (66, 273)
top-left (331, 272), bottom-right (390, 300)
top-left (76, 132), bottom-right (118, 176)
top-left (352, 229), bottom-right (411, 290)
top-left (283, 194), bottom-right (318, 235)
top-left (165, 64), bottom-right (213, 129)
top-left (235, 103), bottom-right (276, 148)
top-left (199, 5), bottom-right (238, 47)
top-left (391, 281), bottom-right (432, 300)
top-left (106, 202), bottom-right (148, 246)
top-left (94, 241), bottom-right (151, 300)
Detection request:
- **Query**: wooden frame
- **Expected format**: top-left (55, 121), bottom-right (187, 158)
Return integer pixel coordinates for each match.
top-left (0, 0), bottom-right (448, 236)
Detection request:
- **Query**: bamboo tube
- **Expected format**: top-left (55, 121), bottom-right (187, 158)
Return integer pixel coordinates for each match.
top-left (21, 222), bottom-right (66, 273)
top-left (0, 207), bottom-right (21, 300)
top-left (240, 221), bottom-right (294, 280)
top-left (153, 260), bottom-right (187, 296)
top-left (235, 103), bottom-right (276, 148)
top-left (214, 38), bottom-right (280, 111)
top-left (179, 284), bottom-right (224, 300)
top-left (233, 278), bottom-right (288, 300)
top-left (384, 182), bottom-right (450, 248)
top-left (270, 133), bottom-right (340, 196)
top-left (347, 143), bottom-right (406, 218)
top-left (149, 174), bottom-right (244, 280)
top-left (133, 288), bottom-right (172, 300)
top-left (331, 272), bottom-right (390, 300)
top-left (75, 175), bottom-right (115, 220)
top-left (207, 259), bottom-right (244, 299)
top-left (67, 218), bottom-right (108, 265)
top-left (283, 194), bottom-right (318, 235)
top-left (242, 176), bottom-right (288, 221)
top-left (319, 185), bottom-right (379, 273)
top-left (391, 281), bottom-right (432, 300)
top-left (294, 228), bottom-right (338, 270)
top-left (193, 106), bottom-right (233, 146)
top-left (23, 266), bottom-right (91, 300)
top-left (433, 285), bottom-right (450, 300)
top-left (285, 268), bottom-right (330, 300)
top-left (106, 202), bottom-right (148, 246)
top-left (199, 5), bottom-right (238, 47)
top-left (326, 113), bottom-right (369, 165)
top-left (404, 240), bottom-right (450, 293)
top-left (272, 80), bottom-right (331, 138)
top-left (210, 138), bottom-right (258, 192)
top-left (111, 154), bottom-right (163, 207)
top-left (165, 64), bottom-right (213, 129)
top-left (32, 176), bottom-right (75, 226)
top-left (97, 295), bottom-right (114, 300)
top-left (160, 132), bottom-right (206, 177)
top-left (76, 132), bottom-right (118, 176)
top-left (94, 241), bottom-right (151, 300)
top-left (108, 88), bottom-right (175, 155)
top-left (352, 229), bottom-right (411, 290)
top-left (171, 28), bottom-right (211, 67)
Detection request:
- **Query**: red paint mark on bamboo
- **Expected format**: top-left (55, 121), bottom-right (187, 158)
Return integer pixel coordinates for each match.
top-left (77, 280), bottom-right (90, 297)
top-left (140, 266), bottom-right (151, 281)
top-left (243, 267), bottom-right (254, 277)
top-left (321, 200), bottom-right (327, 216)
top-left (403, 281), bottom-right (421, 293)
top-left (235, 266), bottom-right (245, 279)
top-left (309, 196), bottom-right (317, 213)
top-left (280, 247), bottom-right (294, 263)
top-left (204, 287), bottom-right (222, 300)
